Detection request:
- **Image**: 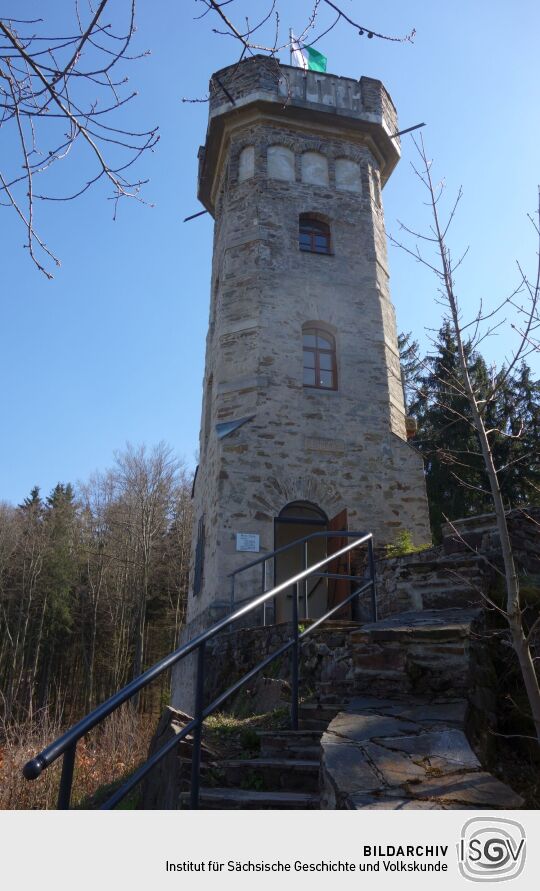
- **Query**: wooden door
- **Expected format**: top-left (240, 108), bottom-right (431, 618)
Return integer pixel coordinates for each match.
top-left (327, 508), bottom-right (351, 619)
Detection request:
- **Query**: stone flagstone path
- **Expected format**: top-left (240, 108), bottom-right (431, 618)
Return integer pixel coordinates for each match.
top-left (320, 695), bottom-right (523, 809)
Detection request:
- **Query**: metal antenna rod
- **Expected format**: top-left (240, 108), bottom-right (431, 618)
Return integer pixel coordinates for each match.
top-left (391, 122), bottom-right (426, 139)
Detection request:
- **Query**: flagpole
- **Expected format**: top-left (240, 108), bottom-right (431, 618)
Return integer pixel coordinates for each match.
top-left (289, 27), bottom-right (292, 65)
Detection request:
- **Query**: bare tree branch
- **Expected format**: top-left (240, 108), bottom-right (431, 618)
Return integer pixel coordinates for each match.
top-left (0, 2), bottom-right (158, 277)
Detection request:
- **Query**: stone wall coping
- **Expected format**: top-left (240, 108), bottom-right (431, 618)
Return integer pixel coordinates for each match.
top-left (442, 506), bottom-right (540, 538)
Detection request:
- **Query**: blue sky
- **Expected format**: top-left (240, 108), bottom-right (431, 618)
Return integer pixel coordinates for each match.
top-left (1, 1), bottom-right (539, 505)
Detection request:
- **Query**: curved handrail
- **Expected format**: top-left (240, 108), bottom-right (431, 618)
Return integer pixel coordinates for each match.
top-left (23, 531), bottom-right (375, 808)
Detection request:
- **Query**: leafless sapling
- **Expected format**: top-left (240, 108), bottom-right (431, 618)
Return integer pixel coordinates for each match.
top-left (391, 135), bottom-right (540, 743)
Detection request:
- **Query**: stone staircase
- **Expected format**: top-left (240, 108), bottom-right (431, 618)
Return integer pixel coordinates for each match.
top-left (150, 513), bottom-right (540, 809)
top-left (377, 550), bottom-right (490, 615)
top-left (176, 606), bottom-right (522, 810)
top-left (180, 719), bottom-right (324, 809)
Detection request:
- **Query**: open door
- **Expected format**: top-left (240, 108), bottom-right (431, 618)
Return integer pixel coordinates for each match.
top-left (274, 501), bottom-right (328, 623)
top-left (327, 508), bottom-right (351, 619)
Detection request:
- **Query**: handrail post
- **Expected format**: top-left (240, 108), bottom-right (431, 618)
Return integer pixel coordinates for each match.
top-left (190, 641), bottom-right (206, 809)
top-left (303, 541), bottom-right (308, 620)
top-left (351, 540), bottom-right (360, 623)
top-left (351, 570), bottom-right (360, 623)
top-left (291, 581), bottom-right (299, 731)
top-left (368, 538), bottom-right (377, 622)
top-left (262, 560), bottom-right (267, 627)
top-left (228, 575), bottom-right (236, 632)
top-left (57, 741), bottom-right (77, 810)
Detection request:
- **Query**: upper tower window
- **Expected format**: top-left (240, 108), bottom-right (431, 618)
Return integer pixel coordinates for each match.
top-left (335, 158), bottom-right (362, 193)
top-left (301, 151), bottom-right (329, 186)
top-left (299, 215), bottom-right (331, 254)
top-left (373, 168), bottom-right (382, 206)
top-left (238, 145), bottom-right (255, 182)
top-left (267, 145), bottom-right (295, 181)
top-left (303, 326), bottom-right (337, 390)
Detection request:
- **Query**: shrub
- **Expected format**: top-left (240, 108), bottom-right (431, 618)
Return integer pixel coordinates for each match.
top-left (385, 530), bottom-right (431, 558)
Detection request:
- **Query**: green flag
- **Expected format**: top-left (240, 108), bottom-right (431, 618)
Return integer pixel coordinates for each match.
top-left (291, 35), bottom-right (327, 72)
top-left (303, 45), bottom-right (327, 72)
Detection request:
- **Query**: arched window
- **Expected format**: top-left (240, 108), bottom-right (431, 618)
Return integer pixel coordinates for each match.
top-left (299, 215), bottom-right (331, 254)
top-left (301, 151), bottom-right (329, 186)
top-left (335, 158), bottom-right (362, 193)
top-left (302, 326), bottom-right (337, 390)
top-left (238, 145), bottom-right (255, 182)
top-left (203, 374), bottom-right (213, 450)
top-left (267, 145), bottom-right (295, 181)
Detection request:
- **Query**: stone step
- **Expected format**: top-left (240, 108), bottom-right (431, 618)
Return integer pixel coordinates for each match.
top-left (315, 680), bottom-right (357, 700)
top-left (299, 718), bottom-right (333, 731)
top-left (307, 620), bottom-right (361, 630)
top-left (350, 662), bottom-right (468, 700)
top-left (349, 668), bottom-right (408, 696)
top-left (395, 581), bottom-right (483, 595)
top-left (396, 567), bottom-right (484, 589)
top-left (299, 701), bottom-right (350, 723)
top-left (422, 592), bottom-right (482, 610)
top-left (216, 758), bottom-right (319, 792)
top-left (182, 787), bottom-right (320, 809)
top-left (257, 729), bottom-right (322, 758)
top-left (351, 608), bottom-right (481, 641)
top-left (394, 555), bottom-right (486, 570)
top-left (266, 744), bottom-right (321, 760)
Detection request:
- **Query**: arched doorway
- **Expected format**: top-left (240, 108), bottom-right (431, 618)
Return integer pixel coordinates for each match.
top-left (274, 501), bottom-right (328, 623)
top-left (273, 502), bottom-right (353, 624)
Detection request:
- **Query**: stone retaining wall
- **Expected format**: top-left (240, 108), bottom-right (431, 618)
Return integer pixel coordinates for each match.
top-left (202, 622), bottom-right (357, 708)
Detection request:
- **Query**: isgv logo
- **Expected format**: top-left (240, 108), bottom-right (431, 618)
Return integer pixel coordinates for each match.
top-left (458, 818), bottom-right (526, 882)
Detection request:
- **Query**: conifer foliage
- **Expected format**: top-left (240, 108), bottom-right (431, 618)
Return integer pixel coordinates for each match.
top-left (404, 326), bottom-right (540, 540)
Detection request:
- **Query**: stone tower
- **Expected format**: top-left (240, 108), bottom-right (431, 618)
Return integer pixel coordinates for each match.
top-left (178, 56), bottom-right (430, 674)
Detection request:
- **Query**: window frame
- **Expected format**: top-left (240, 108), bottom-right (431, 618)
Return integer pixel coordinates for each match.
top-left (302, 326), bottom-right (338, 391)
top-left (299, 215), bottom-right (332, 255)
top-left (193, 516), bottom-right (205, 596)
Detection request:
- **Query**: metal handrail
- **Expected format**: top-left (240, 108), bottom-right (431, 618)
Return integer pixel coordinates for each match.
top-left (23, 531), bottom-right (376, 810)
top-left (228, 529), bottom-right (371, 623)
top-left (228, 529), bottom-right (364, 577)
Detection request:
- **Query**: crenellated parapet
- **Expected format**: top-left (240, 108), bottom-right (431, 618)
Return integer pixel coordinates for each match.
top-left (198, 56), bottom-right (400, 214)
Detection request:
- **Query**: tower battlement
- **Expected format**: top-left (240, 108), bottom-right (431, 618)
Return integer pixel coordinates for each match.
top-left (198, 56), bottom-right (400, 214)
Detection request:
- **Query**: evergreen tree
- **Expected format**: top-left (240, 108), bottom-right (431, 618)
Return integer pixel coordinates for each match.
top-left (406, 326), bottom-right (540, 540)
top-left (38, 483), bottom-right (79, 706)
top-left (490, 362), bottom-right (540, 507)
top-left (410, 327), bottom-right (488, 536)
top-left (398, 331), bottom-right (422, 412)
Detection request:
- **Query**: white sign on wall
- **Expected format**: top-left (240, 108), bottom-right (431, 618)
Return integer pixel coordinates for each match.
top-left (236, 533), bottom-right (260, 553)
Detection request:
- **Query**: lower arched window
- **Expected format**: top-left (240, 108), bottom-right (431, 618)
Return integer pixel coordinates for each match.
top-left (299, 215), bottom-right (331, 254)
top-left (303, 326), bottom-right (337, 390)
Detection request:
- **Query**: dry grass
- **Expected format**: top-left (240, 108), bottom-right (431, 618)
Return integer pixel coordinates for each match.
top-left (0, 705), bottom-right (154, 810)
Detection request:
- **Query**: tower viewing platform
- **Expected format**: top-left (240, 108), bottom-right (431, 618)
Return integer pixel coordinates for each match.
top-left (198, 55), bottom-right (401, 214)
